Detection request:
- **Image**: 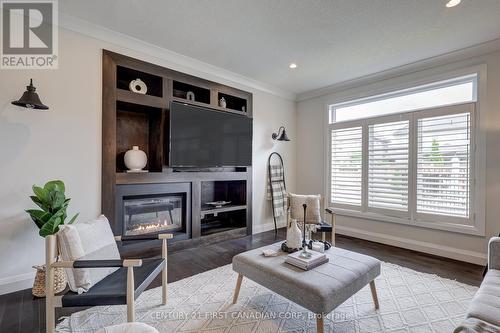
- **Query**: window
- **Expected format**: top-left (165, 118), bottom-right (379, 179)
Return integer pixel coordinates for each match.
top-left (416, 112), bottom-right (470, 218)
top-left (330, 75), bottom-right (476, 123)
top-left (368, 120), bottom-right (409, 213)
top-left (331, 127), bottom-right (362, 206)
top-left (327, 73), bottom-right (482, 234)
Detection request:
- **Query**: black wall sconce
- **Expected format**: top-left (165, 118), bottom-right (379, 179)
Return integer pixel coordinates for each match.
top-left (11, 79), bottom-right (49, 110)
top-left (272, 126), bottom-right (290, 141)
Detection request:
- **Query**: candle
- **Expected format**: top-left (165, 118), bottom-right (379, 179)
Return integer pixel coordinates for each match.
top-left (312, 241), bottom-right (324, 253)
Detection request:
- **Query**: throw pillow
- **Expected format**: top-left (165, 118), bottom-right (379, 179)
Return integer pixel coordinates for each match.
top-left (288, 193), bottom-right (322, 224)
top-left (58, 215), bottom-right (120, 293)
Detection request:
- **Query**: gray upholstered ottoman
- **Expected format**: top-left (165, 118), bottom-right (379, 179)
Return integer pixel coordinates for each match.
top-left (232, 242), bottom-right (381, 333)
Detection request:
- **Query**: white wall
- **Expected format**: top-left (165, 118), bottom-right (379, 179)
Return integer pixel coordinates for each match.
top-left (0, 28), bottom-right (296, 294)
top-left (297, 48), bottom-right (500, 265)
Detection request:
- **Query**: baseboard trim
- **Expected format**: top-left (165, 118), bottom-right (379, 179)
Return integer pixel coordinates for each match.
top-left (0, 272), bottom-right (34, 295)
top-left (336, 225), bottom-right (487, 265)
top-left (253, 220), bottom-right (286, 234)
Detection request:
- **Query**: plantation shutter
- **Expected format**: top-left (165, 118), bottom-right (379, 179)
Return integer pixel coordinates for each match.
top-left (330, 127), bottom-right (362, 206)
top-left (368, 120), bottom-right (410, 212)
top-left (417, 112), bottom-right (471, 218)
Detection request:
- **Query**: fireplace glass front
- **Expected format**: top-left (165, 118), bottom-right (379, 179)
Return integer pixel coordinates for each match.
top-left (123, 194), bottom-right (186, 236)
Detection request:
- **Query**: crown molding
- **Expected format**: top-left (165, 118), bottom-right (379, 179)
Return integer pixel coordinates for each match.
top-left (58, 12), bottom-right (296, 101)
top-left (297, 38), bottom-right (500, 102)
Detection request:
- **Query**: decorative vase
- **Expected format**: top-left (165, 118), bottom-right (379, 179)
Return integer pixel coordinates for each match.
top-left (32, 265), bottom-right (67, 298)
top-left (124, 146), bottom-right (147, 171)
top-left (129, 78), bottom-right (147, 95)
top-left (286, 219), bottom-right (302, 250)
top-left (219, 97), bottom-right (227, 108)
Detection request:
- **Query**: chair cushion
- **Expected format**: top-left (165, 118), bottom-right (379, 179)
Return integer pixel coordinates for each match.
top-left (316, 222), bottom-right (332, 232)
top-left (58, 215), bottom-right (120, 293)
top-left (288, 193), bottom-right (321, 224)
top-left (62, 259), bottom-right (165, 307)
top-left (96, 322), bottom-right (159, 333)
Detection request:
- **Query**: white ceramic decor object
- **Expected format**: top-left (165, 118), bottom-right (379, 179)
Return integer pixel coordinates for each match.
top-left (286, 219), bottom-right (302, 249)
top-left (124, 146), bottom-right (147, 171)
top-left (219, 97), bottom-right (226, 108)
top-left (186, 91), bottom-right (195, 101)
top-left (129, 79), bottom-right (147, 94)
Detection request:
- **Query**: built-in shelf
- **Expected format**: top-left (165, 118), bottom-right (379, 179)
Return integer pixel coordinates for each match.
top-left (172, 80), bottom-right (211, 104)
top-left (200, 205), bottom-right (247, 218)
top-left (117, 65), bottom-right (163, 97)
top-left (171, 97), bottom-right (247, 116)
top-left (218, 92), bottom-right (248, 113)
top-left (201, 225), bottom-right (246, 237)
top-left (116, 89), bottom-right (166, 109)
top-left (116, 101), bottom-right (164, 172)
top-left (116, 170), bottom-right (249, 185)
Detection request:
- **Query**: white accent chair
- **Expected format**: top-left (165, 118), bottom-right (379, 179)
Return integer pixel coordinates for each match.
top-left (45, 215), bottom-right (171, 333)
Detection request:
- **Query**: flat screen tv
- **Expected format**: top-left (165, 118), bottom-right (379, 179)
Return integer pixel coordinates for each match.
top-left (169, 102), bottom-right (252, 167)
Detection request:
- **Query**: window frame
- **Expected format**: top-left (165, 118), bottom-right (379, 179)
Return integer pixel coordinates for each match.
top-left (325, 67), bottom-right (486, 236)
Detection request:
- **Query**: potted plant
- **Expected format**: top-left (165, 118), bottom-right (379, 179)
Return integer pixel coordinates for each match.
top-left (26, 180), bottom-right (79, 297)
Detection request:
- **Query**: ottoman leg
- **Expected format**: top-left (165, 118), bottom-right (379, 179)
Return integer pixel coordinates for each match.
top-left (232, 274), bottom-right (244, 304)
top-left (316, 315), bottom-right (324, 333)
top-left (370, 280), bottom-right (379, 310)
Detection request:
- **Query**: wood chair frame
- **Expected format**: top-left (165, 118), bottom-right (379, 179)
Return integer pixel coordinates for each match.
top-left (45, 233), bottom-right (172, 333)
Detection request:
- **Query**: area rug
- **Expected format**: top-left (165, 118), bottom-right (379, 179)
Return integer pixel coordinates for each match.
top-left (56, 262), bottom-right (478, 333)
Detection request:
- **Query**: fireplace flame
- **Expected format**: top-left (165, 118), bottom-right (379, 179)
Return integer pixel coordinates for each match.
top-left (127, 219), bottom-right (179, 236)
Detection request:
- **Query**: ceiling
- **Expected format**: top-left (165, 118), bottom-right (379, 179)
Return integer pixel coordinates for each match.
top-left (59, 0), bottom-right (500, 95)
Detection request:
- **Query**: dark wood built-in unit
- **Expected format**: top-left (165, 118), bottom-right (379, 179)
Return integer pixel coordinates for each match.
top-left (102, 50), bottom-right (253, 253)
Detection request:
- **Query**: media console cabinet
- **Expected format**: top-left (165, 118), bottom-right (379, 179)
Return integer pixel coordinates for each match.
top-left (102, 50), bottom-right (253, 255)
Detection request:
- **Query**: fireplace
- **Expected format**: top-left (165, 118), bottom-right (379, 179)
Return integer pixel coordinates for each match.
top-left (116, 183), bottom-right (191, 241)
top-left (124, 194), bottom-right (185, 236)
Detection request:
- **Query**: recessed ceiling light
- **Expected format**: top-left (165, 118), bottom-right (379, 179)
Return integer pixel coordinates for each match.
top-left (446, 0), bottom-right (461, 8)
top-left (289, 63), bottom-right (297, 69)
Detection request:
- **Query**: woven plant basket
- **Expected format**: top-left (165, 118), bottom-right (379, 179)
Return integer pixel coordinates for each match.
top-left (32, 265), bottom-right (67, 297)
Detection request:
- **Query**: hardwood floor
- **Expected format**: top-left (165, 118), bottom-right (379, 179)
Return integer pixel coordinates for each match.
top-left (0, 229), bottom-right (485, 333)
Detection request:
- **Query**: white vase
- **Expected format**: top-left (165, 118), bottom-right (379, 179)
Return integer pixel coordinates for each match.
top-left (286, 219), bottom-right (302, 249)
top-left (219, 97), bottom-right (226, 108)
top-left (124, 146), bottom-right (147, 171)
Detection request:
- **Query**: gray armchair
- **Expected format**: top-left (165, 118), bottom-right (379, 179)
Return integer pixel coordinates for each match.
top-left (489, 237), bottom-right (500, 270)
top-left (454, 237), bottom-right (500, 333)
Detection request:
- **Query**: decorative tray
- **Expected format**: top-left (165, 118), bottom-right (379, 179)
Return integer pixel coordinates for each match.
top-left (205, 201), bottom-right (231, 208)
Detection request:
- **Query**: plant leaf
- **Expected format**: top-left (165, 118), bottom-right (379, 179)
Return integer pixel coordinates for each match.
top-left (39, 211), bottom-right (64, 237)
top-left (51, 191), bottom-right (66, 211)
top-left (67, 213), bottom-right (79, 225)
top-left (26, 209), bottom-right (51, 229)
top-left (30, 196), bottom-right (49, 211)
top-left (32, 186), bottom-right (48, 204)
top-left (44, 180), bottom-right (65, 194)
top-left (39, 217), bottom-right (61, 237)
